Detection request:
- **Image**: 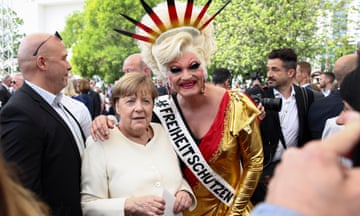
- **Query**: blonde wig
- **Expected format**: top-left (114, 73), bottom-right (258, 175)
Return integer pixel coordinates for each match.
top-left (136, 1), bottom-right (216, 81)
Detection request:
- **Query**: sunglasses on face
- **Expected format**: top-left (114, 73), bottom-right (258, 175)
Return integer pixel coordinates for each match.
top-left (32, 31), bottom-right (63, 56)
top-left (10, 80), bottom-right (16, 84)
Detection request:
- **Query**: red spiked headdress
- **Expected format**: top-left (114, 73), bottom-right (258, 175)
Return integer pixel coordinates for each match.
top-left (114, 0), bottom-right (231, 44)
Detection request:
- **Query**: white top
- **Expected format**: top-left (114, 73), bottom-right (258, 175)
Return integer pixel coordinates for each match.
top-left (322, 117), bottom-right (342, 138)
top-left (81, 123), bottom-right (195, 216)
top-left (322, 89), bottom-right (331, 97)
top-left (273, 87), bottom-right (299, 161)
top-left (62, 95), bottom-right (92, 138)
top-left (322, 117), bottom-right (352, 167)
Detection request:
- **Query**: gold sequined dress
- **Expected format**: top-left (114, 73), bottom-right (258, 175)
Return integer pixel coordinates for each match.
top-left (178, 90), bottom-right (263, 216)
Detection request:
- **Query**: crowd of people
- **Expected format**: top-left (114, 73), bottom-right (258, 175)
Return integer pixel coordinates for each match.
top-left (0, 0), bottom-right (360, 216)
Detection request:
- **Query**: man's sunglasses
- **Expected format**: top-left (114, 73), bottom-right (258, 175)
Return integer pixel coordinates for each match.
top-left (32, 31), bottom-right (63, 56)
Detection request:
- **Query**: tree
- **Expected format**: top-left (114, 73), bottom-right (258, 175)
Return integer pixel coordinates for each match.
top-left (63, 0), bottom-right (358, 83)
top-left (205, 0), bottom-right (358, 80)
top-left (0, 6), bottom-right (24, 74)
top-left (62, 0), bottom-right (162, 83)
top-left (62, 11), bottom-right (84, 48)
top-left (201, 0), bottom-right (327, 79)
top-left (318, 0), bottom-right (359, 72)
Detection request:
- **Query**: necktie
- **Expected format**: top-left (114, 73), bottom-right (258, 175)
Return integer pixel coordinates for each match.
top-left (54, 95), bottom-right (86, 157)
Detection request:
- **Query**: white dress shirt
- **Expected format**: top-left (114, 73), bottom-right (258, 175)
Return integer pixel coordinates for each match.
top-left (62, 95), bottom-right (92, 138)
top-left (273, 87), bottom-right (299, 161)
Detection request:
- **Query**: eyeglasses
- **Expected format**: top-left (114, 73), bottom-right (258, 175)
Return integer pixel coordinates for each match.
top-left (10, 80), bottom-right (16, 84)
top-left (32, 31), bottom-right (63, 56)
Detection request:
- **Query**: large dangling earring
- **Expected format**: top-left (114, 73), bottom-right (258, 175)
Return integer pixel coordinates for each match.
top-left (200, 76), bottom-right (206, 94)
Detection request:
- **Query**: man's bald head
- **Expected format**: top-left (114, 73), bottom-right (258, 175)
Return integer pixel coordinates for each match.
top-left (16, 32), bottom-right (71, 94)
top-left (333, 53), bottom-right (358, 85)
top-left (122, 53), bottom-right (151, 77)
top-left (17, 33), bottom-right (51, 73)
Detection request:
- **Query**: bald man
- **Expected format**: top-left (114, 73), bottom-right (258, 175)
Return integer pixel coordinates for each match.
top-left (333, 53), bottom-right (358, 85)
top-left (122, 53), bottom-right (151, 77)
top-left (307, 53), bottom-right (358, 140)
top-left (0, 32), bottom-right (87, 216)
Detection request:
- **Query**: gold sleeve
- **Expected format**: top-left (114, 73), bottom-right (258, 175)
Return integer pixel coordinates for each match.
top-left (228, 91), bottom-right (264, 215)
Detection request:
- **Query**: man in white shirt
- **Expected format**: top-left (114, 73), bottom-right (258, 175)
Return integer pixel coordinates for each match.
top-left (252, 48), bottom-right (315, 204)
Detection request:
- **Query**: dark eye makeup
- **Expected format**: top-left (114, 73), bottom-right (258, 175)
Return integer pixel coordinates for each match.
top-left (189, 62), bottom-right (201, 70)
top-left (169, 61), bottom-right (201, 74)
top-left (170, 66), bottom-right (182, 73)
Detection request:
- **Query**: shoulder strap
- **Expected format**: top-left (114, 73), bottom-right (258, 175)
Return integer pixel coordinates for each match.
top-left (63, 105), bottom-right (86, 146)
top-left (279, 130), bottom-right (287, 149)
top-left (300, 87), bottom-right (309, 114)
top-left (263, 87), bottom-right (287, 149)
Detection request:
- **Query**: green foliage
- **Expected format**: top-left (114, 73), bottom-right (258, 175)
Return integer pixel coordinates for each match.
top-left (0, 7), bottom-right (25, 73)
top-left (206, 0), bottom-right (326, 78)
top-left (62, 0), bottom-right (162, 83)
top-left (63, 0), bottom-right (359, 84)
top-left (61, 11), bottom-right (84, 47)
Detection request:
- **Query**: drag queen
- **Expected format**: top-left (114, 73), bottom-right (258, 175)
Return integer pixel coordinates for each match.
top-left (113, 1), bottom-right (264, 215)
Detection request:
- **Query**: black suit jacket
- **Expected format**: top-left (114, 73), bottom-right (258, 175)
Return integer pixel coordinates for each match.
top-left (251, 85), bottom-right (314, 204)
top-left (307, 90), bottom-right (343, 140)
top-left (0, 85), bottom-right (12, 108)
top-left (260, 85), bottom-right (314, 164)
top-left (0, 83), bottom-right (82, 216)
top-left (157, 86), bottom-right (167, 96)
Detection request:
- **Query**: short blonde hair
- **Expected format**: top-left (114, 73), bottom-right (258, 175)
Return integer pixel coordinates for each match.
top-left (136, 1), bottom-right (215, 81)
top-left (110, 72), bottom-right (158, 107)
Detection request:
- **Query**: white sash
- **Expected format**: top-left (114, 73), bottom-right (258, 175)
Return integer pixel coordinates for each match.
top-left (153, 95), bottom-right (235, 206)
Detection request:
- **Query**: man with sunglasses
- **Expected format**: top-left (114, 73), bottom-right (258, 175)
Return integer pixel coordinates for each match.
top-left (0, 32), bottom-right (86, 216)
top-left (10, 72), bottom-right (24, 92)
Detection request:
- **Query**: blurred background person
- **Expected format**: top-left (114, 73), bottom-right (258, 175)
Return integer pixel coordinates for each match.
top-left (295, 61), bottom-right (313, 89)
top-left (296, 61), bottom-right (323, 100)
top-left (63, 78), bottom-right (78, 98)
top-left (336, 61), bottom-right (360, 127)
top-left (308, 52), bottom-right (358, 140)
top-left (87, 78), bottom-right (103, 118)
top-left (93, 86), bottom-right (105, 113)
top-left (0, 74), bottom-right (13, 108)
top-left (155, 77), bottom-right (167, 96)
top-left (74, 78), bottom-right (101, 119)
top-left (10, 72), bottom-right (24, 92)
top-left (322, 55), bottom-right (360, 167)
top-left (250, 77), bottom-right (265, 89)
top-left (319, 71), bottom-right (335, 97)
top-left (212, 68), bottom-right (232, 89)
top-left (122, 53), bottom-right (152, 77)
top-left (74, 78), bottom-right (93, 114)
